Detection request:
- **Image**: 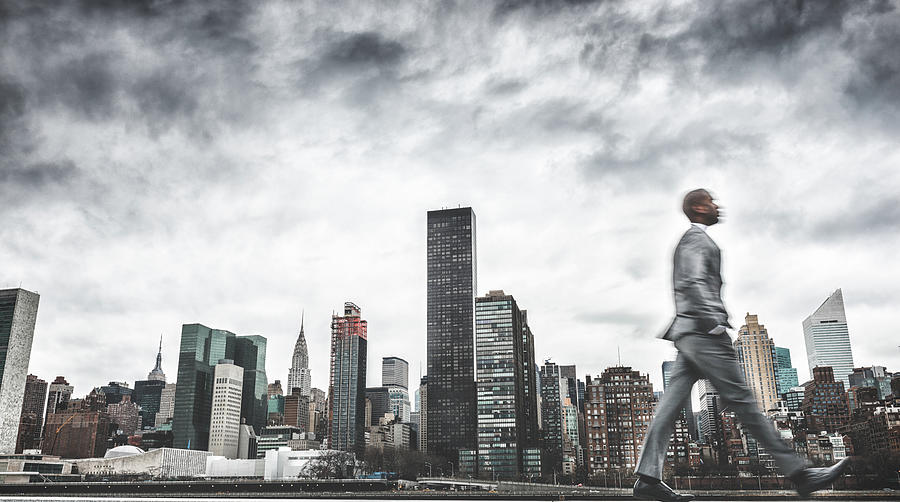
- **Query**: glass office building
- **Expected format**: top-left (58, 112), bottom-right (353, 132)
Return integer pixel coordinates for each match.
top-left (774, 346), bottom-right (800, 396)
top-left (426, 207), bottom-right (477, 463)
top-left (173, 324), bottom-right (267, 451)
top-left (474, 291), bottom-right (539, 479)
top-left (328, 302), bottom-right (368, 455)
top-left (803, 288), bottom-right (855, 388)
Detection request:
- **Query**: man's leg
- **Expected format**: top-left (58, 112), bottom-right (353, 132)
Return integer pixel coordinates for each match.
top-left (676, 334), bottom-right (806, 477)
top-left (635, 351), bottom-right (699, 480)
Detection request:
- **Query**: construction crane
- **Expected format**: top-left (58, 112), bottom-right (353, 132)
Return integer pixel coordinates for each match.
top-left (46, 413), bottom-right (77, 456)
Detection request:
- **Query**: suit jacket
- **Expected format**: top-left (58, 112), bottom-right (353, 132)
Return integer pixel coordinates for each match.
top-left (661, 225), bottom-right (732, 341)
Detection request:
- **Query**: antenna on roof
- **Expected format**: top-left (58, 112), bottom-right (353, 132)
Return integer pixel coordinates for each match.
top-left (617, 346), bottom-right (621, 366)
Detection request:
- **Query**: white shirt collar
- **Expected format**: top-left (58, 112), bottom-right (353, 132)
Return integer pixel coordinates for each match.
top-left (691, 222), bottom-right (708, 232)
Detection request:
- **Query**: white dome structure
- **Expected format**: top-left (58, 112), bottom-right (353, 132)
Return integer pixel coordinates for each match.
top-left (104, 445), bottom-right (145, 459)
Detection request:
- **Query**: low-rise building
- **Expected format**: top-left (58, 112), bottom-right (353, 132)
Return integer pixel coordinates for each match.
top-left (74, 446), bottom-right (210, 479)
top-left (0, 454), bottom-right (79, 484)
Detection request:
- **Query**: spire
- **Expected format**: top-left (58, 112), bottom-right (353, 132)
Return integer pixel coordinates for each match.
top-left (300, 309), bottom-right (305, 335)
top-left (148, 334), bottom-right (166, 382)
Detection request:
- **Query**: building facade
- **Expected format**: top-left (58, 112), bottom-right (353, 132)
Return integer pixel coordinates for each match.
top-left (584, 367), bottom-right (654, 473)
top-left (208, 361), bottom-right (244, 458)
top-left (0, 288), bottom-right (40, 454)
top-left (155, 383), bottom-right (176, 427)
top-left (43, 408), bottom-right (111, 458)
top-left (473, 291), bottom-right (539, 479)
top-left (426, 207), bottom-right (477, 462)
top-left (327, 302), bottom-right (368, 455)
top-left (108, 395), bottom-right (141, 436)
top-left (801, 366), bottom-right (850, 433)
top-left (803, 289), bottom-right (855, 388)
top-left (287, 313), bottom-right (312, 397)
top-left (172, 324), bottom-right (268, 451)
top-left (774, 347), bottom-right (800, 397)
top-left (283, 393), bottom-right (309, 432)
top-left (386, 386), bottom-right (411, 423)
top-left (382, 357), bottom-right (409, 389)
top-left (848, 366), bottom-right (894, 400)
top-left (734, 313), bottom-right (779, 412)
top-left (539, 361), bottom-right (565, 475)
top-left (44, 376), bottom-right (74, 430)
top-left (418, 377), bottom-right (428, 453)
top-left (16, 374), bottom-right (47, 453)
top-left (697, 379), bottom-right (722, 447)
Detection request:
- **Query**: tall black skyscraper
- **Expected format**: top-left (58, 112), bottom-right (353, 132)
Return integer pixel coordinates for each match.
top-left (426, 207), bottom-right (477, 463)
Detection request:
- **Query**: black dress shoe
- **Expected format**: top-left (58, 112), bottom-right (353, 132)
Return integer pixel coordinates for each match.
top-left (791, 457), bottom-right (851, 496)
top-left (633, 478), bottom-right (695, 501)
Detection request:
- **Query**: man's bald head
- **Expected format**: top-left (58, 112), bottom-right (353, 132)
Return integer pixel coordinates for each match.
top-left (682, 189), bottom-right (720, 225)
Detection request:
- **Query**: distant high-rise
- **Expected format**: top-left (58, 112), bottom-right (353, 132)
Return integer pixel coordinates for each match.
top-left (44, 376), bottom-right (73, 435)
top-left (309, 387), bottom-right (327, 440)
top-left (734, 313), bottom-right (779, 412)
top-left (134, 339), bottom-right (167, 430)
top-left (473, 291), bottom-right (540, 479)
top-left (208, 360), bottom-right (244, 458)
top-left (774, 347), bottom-right (799, 396)
top-left (0, 288), bottom-right (39, 453)
top-left (584, 367), bottom-right (654, 472)
top-left (155, 383), bottom-right (176, 427)
top-left (382, 357), bottom-right (411, 423)
top-left (661, 361), bottom-right (697, 440)
top-left (172, 324), bottom-right (268, 450)
top-left (283, 392), bottom-right (309, 432)
top-left (848, 366), bottom-right (893, 400)
top-left (697, 379), bottom-right (721, 446)
top-left (108, 394), bottom-right (140, 436)
top-left (418, 376), bottom-right (428, 453)
top-left (100, 382), bottom-right (132, 406)
top-left (803, 289), bottom-right (855, 388)
top-left (801, 366), bottom-right (850, 433)
top-left (288, 312), bottom-right (312, 397)
top-left (327, 302), bottom-right (368, 455)
top-left (539, 361), bottom-right (565, 474)
top-left (43, 406), bottom-right (110, 459)
top-left (382, 357), bottom-right (409, 388)
top-left (16, 374), bottom-right (47, 453)
top-left (426, 207), bottom-right (477, 462)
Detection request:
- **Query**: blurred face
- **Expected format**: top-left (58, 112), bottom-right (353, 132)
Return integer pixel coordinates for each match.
top-left (692, 192), bottom-right (721, 226)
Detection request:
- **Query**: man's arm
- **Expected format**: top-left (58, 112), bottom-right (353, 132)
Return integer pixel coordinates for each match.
top-left (677, 235), bottom-right (729, 332)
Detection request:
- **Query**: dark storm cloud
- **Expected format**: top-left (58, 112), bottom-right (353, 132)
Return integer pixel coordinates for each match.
top-left (295, 30), bottom-right (412, 107)
top-left (809, 194), bottom-right (900, 241)
top-left (45, 52), bottom-right (119, 121)
top-left (0, 76), bottom-right (27, 152)
top-left (632, 0), bottom-right (859, 78)
top-left (2, 0), bottom-right (259, 132)
top-left (323, 32), bottom-right (407, 67)
top-left (0, 160), bottom-right (78, 188)
top-left (492, 0), bottom-right (602, 19)
top-left (842, 6), bottom-right (900, 116)
top-left (579, 125), bottom-right (767, 187)
top-left (484, 78), bottom-right (528, 96)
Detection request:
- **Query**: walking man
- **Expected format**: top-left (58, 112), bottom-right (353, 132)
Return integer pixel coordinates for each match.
top-left (633, 189), bottom-right (849, 501)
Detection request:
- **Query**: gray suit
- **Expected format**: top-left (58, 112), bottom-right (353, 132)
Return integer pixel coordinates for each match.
top-left (635, 225), bottom-right (805, 479)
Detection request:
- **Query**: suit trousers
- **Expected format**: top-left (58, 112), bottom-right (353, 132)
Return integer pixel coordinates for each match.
top-left (635, 332), bottom-right (806, 479)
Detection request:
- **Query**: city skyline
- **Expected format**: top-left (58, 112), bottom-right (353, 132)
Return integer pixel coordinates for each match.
top-left (3, 1), bottom-right (899, 405)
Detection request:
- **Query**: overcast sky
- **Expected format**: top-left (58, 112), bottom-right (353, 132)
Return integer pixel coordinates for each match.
top-left (2, 1), bottom-right (899, 402)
